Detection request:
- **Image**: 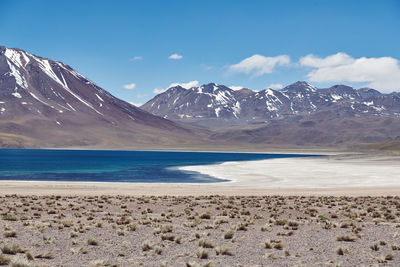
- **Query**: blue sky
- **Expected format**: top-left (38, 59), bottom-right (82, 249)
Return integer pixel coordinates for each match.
top-left (1, 0), bottom-right (400, 104)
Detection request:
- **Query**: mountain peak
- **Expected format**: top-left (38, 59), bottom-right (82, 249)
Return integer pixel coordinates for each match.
top-left (282, 81), bottom-right (317, 92)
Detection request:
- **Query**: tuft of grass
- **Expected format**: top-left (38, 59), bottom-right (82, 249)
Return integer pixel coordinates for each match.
top-left (224, 229), bottom-right (234, 239)
top-left (336, 246), bottom-right (349, 255)
top-left (263, 241), bottom-right (272, 249)
top-left (385, 253), bottom-right (394, 261)
top-left (266, 253), bottom-right (277, 259)
top-left (2, 214), bottom-right (17, 221)
top-left (215, 246), bottom-right (233, 256)
top-left (0, 253), bottom-right (11, 265)
top-left (3, 230), bottom-right (17, 238)
top-left (1, 243), bottom-right (24, 255)
top-left (336, 235), bottom-right (357, 242)
top-left (161, 225), bottom-right (173, 233)
top-left (370, 244), bottom-right (379, 251)
top-left (9, 257), bottom-right (31, 267)
top-left (89, 259), bottom-right (117, 267)
top-left (25, 252), bottom-right (34, 261)
top-left (87, 238), bottom-right (99, 246)
top-left (161, 233), bottom-right (176, 242)
top-left (185, 261), bottom-right (214, 267)
top-left (197, 248), bottom-right (209, 259)
top-left (127, 223), bottom-right (137, 231)
top-left (35, 252), bottom-right (54, 259)
top-left (153, 246), bottom-right (163, 255)
top-left (70, 231), bottom-right (78, 238)
top-left (141, 241), bottom-right (153, 252)
top-left (274, 242), bottom-right (285, 250)
top-left (199, 239), bottom-right (214, 248)
top-left (260, 224), bottom-right (269, 232)
top-left (200, 212), bottom-right (212, 219)
top-left (236, 223), bottom-right (248, 231)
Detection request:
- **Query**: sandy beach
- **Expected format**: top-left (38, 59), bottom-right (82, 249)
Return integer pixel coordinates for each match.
top-left (0, 153), bottom-right (399, 196)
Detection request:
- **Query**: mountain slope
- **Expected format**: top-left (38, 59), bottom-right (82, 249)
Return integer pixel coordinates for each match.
top-left (209, 113), bottom-right (400, 148)
top-left (0, 46), bottom-right (201, 148)
top-left (360, 137), bottom-right (400, 151)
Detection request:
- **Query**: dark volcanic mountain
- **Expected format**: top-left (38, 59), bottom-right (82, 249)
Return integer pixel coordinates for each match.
top-left (142, 82), bottom-right (400, 146)
top-left (0, 46), bottom-right (199, 148)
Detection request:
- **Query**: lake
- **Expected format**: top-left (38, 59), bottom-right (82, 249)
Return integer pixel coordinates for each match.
top-left (0, 149), bottom-right (316, 183)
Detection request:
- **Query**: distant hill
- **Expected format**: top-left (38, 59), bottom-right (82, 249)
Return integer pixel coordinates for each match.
top-left (360, 138), bottom-right (400, 151)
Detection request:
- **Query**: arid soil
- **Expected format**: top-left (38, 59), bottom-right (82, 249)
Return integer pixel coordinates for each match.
top-left (1, 195), bottom-right (400, 266)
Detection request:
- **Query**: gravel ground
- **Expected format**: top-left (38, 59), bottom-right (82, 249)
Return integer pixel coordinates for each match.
top-left (0, 195), bottom-right (399, 266)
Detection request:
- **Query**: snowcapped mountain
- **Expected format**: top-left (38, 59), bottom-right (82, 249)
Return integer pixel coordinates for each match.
top-left (1, 45), bottom-right (399, 149)
top-left (142, 83), bottom-right (242, 121)
top-left (142, 81), bottom-right (400, 127)
top-left (0, 46), bottom-right (197, 148)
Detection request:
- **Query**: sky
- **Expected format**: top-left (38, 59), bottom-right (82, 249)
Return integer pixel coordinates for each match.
top-left (1, 0), bottom-right (400, 105)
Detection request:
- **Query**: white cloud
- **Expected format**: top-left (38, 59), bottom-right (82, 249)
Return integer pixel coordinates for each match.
top-left (169, 53), bottom-right (183, 60)
top-left (301, 53), bottom-right (400, 92)
top-left (129, 102), bottom-right (143, 107)
top-left (169, 80), bottom-right (199, 89)
top-left (228, 54), bottom-right (290, 76)
top-left (153, 88), bottom-right (166, 94)
top-left (201, 64), bottom-right (213, 71)
top-left (229, 86), bottom-right (244, 91)
top-left (153, 80), bottom-right (199, 94)
top-left (300, 52), bottom-right (354, 68)
top-left (130, 56), bottom-right (143, 61)
top-left (123, 83), bottom-right (136, 90)
top-left (267, 83), bottom-right (283, 89)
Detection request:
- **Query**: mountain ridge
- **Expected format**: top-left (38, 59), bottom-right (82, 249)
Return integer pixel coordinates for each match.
top-left (141, 81), bottom-right (399, 128)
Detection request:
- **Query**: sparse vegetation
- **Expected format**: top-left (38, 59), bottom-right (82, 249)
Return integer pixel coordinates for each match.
top-left (0, 195), bottom-right (398, 265)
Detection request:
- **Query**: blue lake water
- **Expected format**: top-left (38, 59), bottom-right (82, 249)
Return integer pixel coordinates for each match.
top-left (0, 149), bottom-right (318, 183)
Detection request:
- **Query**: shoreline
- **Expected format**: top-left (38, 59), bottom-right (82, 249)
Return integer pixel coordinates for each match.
top-left (1, 180), bottom-right (400, 196)
top-left (178, 154), bottom-right (400, 189)
top-left (0, 153), bottom-right (399, 196)
top-left (0, 146), bottom-right (346, 155)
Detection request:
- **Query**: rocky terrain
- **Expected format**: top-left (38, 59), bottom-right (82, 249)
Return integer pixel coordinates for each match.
top-left (0, 195), bottom-right (399, 266)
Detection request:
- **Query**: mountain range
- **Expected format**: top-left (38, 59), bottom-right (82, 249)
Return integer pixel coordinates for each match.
top-left (1, 46), bottom-right (399, 149)
top-left (142, 82), bottom-right (400, 127)
top-left (142, 82), bottom-right (400, 147)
